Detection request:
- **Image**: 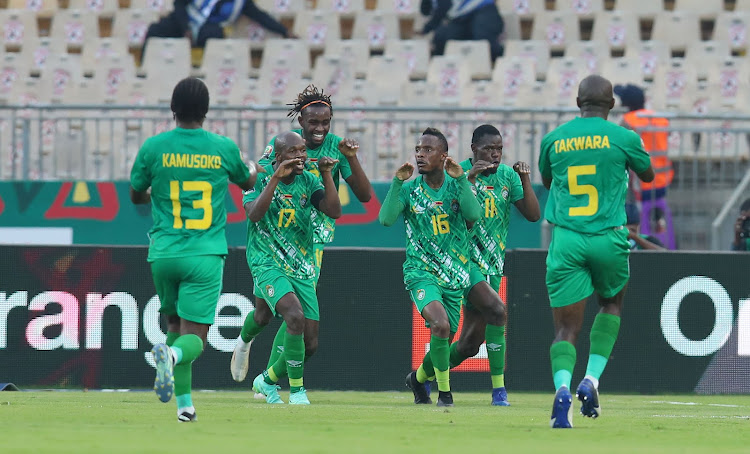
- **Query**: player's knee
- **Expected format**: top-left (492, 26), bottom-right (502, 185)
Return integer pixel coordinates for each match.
top-left (253, 308), bottom-right (273, 326)
top-left (487, 302), bottom-right (507, 326)
top-left (429, 319), bottom-right (451, 338)
top-left (457, 340), bottom-right (480, 358)
top-left (284, 309), bottom-right (305, 334)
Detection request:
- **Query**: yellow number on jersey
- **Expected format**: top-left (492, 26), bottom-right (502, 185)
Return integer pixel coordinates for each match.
top-left (169, 181), bottom-right (212, 230)
top-left (568, 165), bottom-right (598, 217)
top-left (431, 213), bottom-right (450, 235)
top-left (278, 208), bottom-right (296, 227)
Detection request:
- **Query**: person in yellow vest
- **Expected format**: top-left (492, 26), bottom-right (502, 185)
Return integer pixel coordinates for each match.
top-left (615, 84), bottom-right (674, 202)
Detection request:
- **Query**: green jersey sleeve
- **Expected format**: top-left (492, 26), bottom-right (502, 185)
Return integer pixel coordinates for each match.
top-left (539, 135), bottom-right (553, 181)
top-left (624, 131), bottom-right (651, 174)
top-left (378, 177), bottom-right (406, 226)
top-left (224, 140), bottom-right (251, 186)
top-left (130, 141), bottom-right (152, 191)
top-left (259, 137), bottom-right (276, 167)
top-left (509, 170), bottom-right (524, 203)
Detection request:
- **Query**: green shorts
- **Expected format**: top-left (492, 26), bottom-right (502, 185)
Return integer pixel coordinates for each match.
top-left (253, 267), bottom-right (320, 321)
top-left (151, 255), bottom-right (225, 325)
top-left (466, 265), bottom-right (503, 311)
top-left (407, 273), bottom-right (470, 333)
top-left (546, 226), bottom-right (630, 308)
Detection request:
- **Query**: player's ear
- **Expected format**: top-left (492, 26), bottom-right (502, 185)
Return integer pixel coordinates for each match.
top-left (297, 114), bottom-right (304, 127)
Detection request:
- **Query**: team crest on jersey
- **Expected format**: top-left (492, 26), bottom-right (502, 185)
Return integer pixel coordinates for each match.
top-left (262, 145), bottom-right (273, 159)
top-left (266, 285), bottom-right (275, 297)
top-left (300, 194), bottom-right (308, 208)
top-left (502, 186), bottom-right (509, 200)
top-left (416, 289), bottom-right (426, 301)
top-left (451, 199), bottom-right (459, 212)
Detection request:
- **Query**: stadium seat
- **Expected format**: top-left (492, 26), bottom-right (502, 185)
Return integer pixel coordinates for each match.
top-left (650, 12), bottom-right (701, 54)
top-left (591, 11), bottom-right (641, 52)
top-left (366, 54), bottom-right (410, 104)
top-left (400, 80), bottom-right (440, 107)
top-left (673, 0), bottom-right (726, 21)
top-left (4, 75), bottom-right (39, 106)
top-left (649, 58), bottom-right (700, 110)
top-left (129, 0), bottom-right (174, 17)
top-left (352, 11), bottom-right (400, 52)
top-left (81, 38), bottom-right (129, 77)
top-left (491, 56), bottom-right (537, 105)
top-left (257, 52), bottom-right (307, 105)
top-left (293, 10), bottom-right (342, 51)
top-left (565, 40), bottom-right (606, 74)
top-left (624, 40), bottom-right (670, 80)
top-left (38, 53), bottom-right (83, 103)
top-left (601, 57), bottom-right (645, 86)
top-left (316, 0), bottom-right (364, 18)
top-left (67, 0), bottom-right (119, 19)
top-left (7, 0), bottom-right (58, 18)
top-left (91, 53), bottom-right (137, 103)
top-left (426, 55), bottom-right (471, 105)
top-left (49, 9), bottom-right (100, 52)
top-left (685, 41), bottom-right (731, 80)
top-left (228, 76), bottom-right (272, 109)
top-left (612, 0), bottom-right (663, 21)
top-left (25, 37), bottom-right (66, 76)
top-left (324, 39), bottom-right (370, 78)
top-left (0, 52), bottom-right (32, 104)
top-left (554, 0), bottom-right (604, 19)
top-left (112, 9), bottom-right (160, 51)
top-left (705, 57), bottom-right (750, 109)
top-left (374, 0), bottom-right (421, 18)
top-left (384, 38), bottom-right (430, 79)
top-left (460, 80), bottom-right (503, 110)
top-left (445, 40), bottom-right (492, 80)
top-left (140, 37), bottom-right (192, 101)
top-left (311, 54), bottom-right (357, 98)
top-left (229, 16), bottom-right (284, 50)
top-left (255, 0), bottom-right (307, 20)
top-left (0, 9), bottom-right (39, 52)
top-left (503, 39), bottom-right (549, 80)
top-left (260, 39), bottom-right (311, 78)
top-left (497, 0), bottom-right (546, 20)
top-left (530, 12), bottom-right (581, 52)
top-left (713, 12), bottom-right (750, 55)
top-left (501, 12), bottom-right (522, 41)
top-left (543, 57), bottom-right (585, 107)
top-left (201, 38), bottom-right (252, 78)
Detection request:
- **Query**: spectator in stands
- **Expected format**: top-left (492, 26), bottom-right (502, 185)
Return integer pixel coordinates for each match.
top-left (143, 0), bottom-right (296, 51)
top-left (625, 203), bottom-right (665, 250)
top-left (419, 0), bottom-right (505, 60)
top-left (732, 198), bottom-right (750, 251)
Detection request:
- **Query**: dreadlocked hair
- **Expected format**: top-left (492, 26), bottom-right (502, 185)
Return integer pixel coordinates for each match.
top-left (171, 77), bottom-right (209, 123)
top-left (286, 84), bottom-right (333, 120)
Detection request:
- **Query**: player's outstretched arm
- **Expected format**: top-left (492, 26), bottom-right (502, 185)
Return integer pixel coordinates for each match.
top-left (636, 166), bottom-right (655, 183)
top-left (378, 162), bottom-right (412, 226)
top-left (339, 138), bottom-right (373, 203)
top-left (512, 161), bottom-right (541, 222)
top-left (129, 187), bottom-right (151, 205)
top-left (446, 157), bottom-right (481, 223)
top-left (236, 161), bottom-right (261, 192)
top-left (315, 156), bottom-right (342, 219)
top-left (245, 158), bottom-right (300, 222)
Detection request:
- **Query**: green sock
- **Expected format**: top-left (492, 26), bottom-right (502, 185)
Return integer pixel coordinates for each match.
top-left (430, 335), bottom-right (450, 392)
top-left (240, 310), bottom-right (266, 343)
top-left (165, 331), bottom-right (180, 347)
top-left (266, 322), bottom-right (287, 369)
top-left (283, 332), bottom-right (305, 392)
top-left (448, 341), bottom-right (470, 368)
top-left (550, 341), bottom-right (576, 390)
top-left (419, 351), bottom-right (435, 379)
top-left (172, 334), bottom-right (204, 365)
top-left (176, 393), bottom-right (193, 409)
top-left (586, 313), bottom-right (621, 381)
top-left (485, 324), bottom-right (506, 388)
top-left (174, 362), bottom-right (192, 402)
top-left (415, 364), bottom-right (434, 383)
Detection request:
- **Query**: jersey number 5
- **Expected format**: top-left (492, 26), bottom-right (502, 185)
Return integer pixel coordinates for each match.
top-left (568, 165), bottom-right (598, 217)
top-left (170, 181), bottom-right (212, 230)
top-left (431, 213), bottom-right (450, 235)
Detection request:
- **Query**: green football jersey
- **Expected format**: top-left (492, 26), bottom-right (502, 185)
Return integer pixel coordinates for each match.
top-left (398, 174), bottom-right (474, 290)
top-left (130, 128), bottom-right (251, 261)
top-left (243, 165), bottom-right (325, 279)
top-left (460, 159), bottom-right (524, 276)
top-left (539, 117), bottom-right (651, 234)
top-left (259, 129), bottom-right (352, 244)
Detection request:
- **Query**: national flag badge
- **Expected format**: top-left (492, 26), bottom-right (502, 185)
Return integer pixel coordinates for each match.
top-left (309, 158), bottom-right (318, 162)
top-left (433, 201), bottom-right (443, 207)
top-left (485, 185), bottom-right (495, 190)
top-left (283, 194), bottom-right (293, 199)
top-left (416, 289), bottom-right (426, 301)
top-left (266, 285), bottom-right (275, 297)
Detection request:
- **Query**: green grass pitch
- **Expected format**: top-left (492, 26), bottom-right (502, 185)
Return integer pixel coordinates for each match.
top-left (2, 391), bottom-right (750, 453)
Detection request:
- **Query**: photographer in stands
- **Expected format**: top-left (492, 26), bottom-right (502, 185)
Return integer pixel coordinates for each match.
top-left (732, 198), bottom-right (750, 251)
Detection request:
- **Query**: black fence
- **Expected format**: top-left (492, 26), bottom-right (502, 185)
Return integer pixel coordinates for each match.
top-left (1, 246), bottom-right (749, 394)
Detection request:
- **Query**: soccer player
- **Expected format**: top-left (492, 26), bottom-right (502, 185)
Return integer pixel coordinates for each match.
top-left (231, 84), bottom-right (372, 388)
top-left (130, 77), bottom-right (258, 422)
top-left (241, 130), bottom-right (342, 405)
top-left (379, 127), bottom-right (482, 407)
top-left (539, 75), bottom-right (654, 428)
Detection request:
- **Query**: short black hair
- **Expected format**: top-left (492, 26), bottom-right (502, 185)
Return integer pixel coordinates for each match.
top-left (287, 84), bottom-right (333, 120)
top-left (741, 198), bottom-right (750, 212)
top-left (422, 127), bottom-right (448, 153)
top-left (472, 124), bottom-right (501, 144)
top-left (170, 77), bottom-right (209, 123)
